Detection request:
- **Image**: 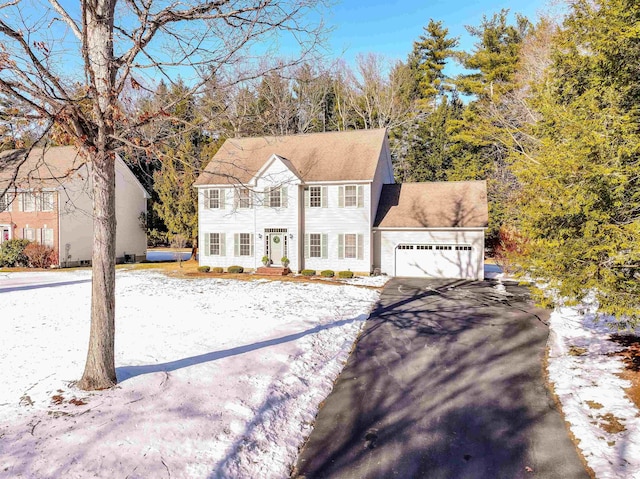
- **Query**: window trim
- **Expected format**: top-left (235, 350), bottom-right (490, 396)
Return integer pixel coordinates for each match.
top-left (0, 192), bottom-right (11, 212)
top-left (338, 185), bottom-right (364, 208)
top-left (236, 188), bottom-right (251, 209)
top-left (338, 233), bottom-right (364, 260)
top-left (42, 228), bottom-right (54, 247)
top-left (41, 191), bottom-right (54, 212)
top-left (204, 188), bottom-right (224, 209)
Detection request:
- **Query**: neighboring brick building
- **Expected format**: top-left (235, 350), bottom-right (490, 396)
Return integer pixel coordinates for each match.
top-left (0, 146), bottom-right (149, 266)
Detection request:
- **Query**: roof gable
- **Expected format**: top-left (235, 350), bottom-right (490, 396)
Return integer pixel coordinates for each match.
top-left (251, 154), bottom-right (302, 185)
top-left (0, 146), bottom-right (149, 197)
top-left (374, 181), bottom-right (489, 228)
top-left (194, 129), bottom-right (388, 186)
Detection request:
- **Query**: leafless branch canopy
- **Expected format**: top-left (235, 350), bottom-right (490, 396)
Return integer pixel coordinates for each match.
top-left (0, 0), bottom-right (326, 154)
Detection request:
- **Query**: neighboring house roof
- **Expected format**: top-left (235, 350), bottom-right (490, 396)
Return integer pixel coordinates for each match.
top-left (194, 128), bottom-right (388, 186)
top-left (374, 181), bottom-right (489, 228)
top-left (0, 146), bottom-right (87, 190)
top-left (0, 146), bottom-right (149, 197)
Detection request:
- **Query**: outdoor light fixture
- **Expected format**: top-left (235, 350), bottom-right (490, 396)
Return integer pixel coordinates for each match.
top-left (289, 234), bottom-right (293, 239)
top-left (258, 233), bottom-right (263, 239)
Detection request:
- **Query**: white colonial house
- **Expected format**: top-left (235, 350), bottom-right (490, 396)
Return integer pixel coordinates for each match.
top-left (194, 129), bottom-right (488, 280)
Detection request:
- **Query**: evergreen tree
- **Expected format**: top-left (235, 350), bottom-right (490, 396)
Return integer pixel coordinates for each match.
top-left (153, 135), bottom-right (203, 253)
top-left (408, 19), bottom-right (459, 108)
top-left (513, 0), bottom-right (640, 322)
top-left (397, 19), bottom-right (459, 182)
top-left (449, 10), bottom-right (531, 245)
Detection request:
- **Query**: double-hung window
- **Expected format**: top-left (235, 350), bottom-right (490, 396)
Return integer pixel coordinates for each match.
top-left (0, 192), bottom-right (11, 212)
top-left (236, 188), bottom-right (251, 209)
top-left (204, 189), bottom-right (224, 209)
top-left (204, 232), bottom-right (226, 256)
top-left (344, 186), bottom-right (357, 207)
top-left (21, 192), bottom-right (36, 212)
top-left (42, 228), bottom-right (54, 247)
top-left (305, 233), bottom-right (328, 259)
top-left (338, 185), bottom-right (364, 208)
top-left (269, 187), bottom-right (281, 208)
top-left (23, 227), bottom-right (36, 241)
top-left (41, 192), bottom-right (54, 212)
top-left (344, 234), bottom-right (357, 258)
top-left (233, 233), bottom-right (254, 257)
top-left (305, 186), bottom-right (327, 208)
top-left (264, 186), bottom-right (288, 208)
top-left (338, 233), bottom-right (364, 260)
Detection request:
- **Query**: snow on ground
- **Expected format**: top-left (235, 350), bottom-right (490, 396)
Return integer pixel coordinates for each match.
top-left (0, 270), bottom-right (379, 479)
top-left (547, 297), bottom-right (640, 479)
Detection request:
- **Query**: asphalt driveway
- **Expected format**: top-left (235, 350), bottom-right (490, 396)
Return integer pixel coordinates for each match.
top-left (292, 278), bottom-right (589, 479)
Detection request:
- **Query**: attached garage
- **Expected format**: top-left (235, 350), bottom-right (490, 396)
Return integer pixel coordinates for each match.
top-left (373, 181), bottom-right (488, 280)
top-left (395, 243), bottom-right (475, 279)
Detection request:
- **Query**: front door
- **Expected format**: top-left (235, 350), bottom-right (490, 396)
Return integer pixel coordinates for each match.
top-left (0, 225), bottom-right (10, 244)
top-left (269, 233), bottom-right (283, 265)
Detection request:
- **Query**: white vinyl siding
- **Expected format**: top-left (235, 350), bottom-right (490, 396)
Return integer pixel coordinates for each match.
top-left (338, 185), bottom-right (364, 208)
top-left (234, 233), bottom-right (254, 257)
top-left (203, 232), bottom-right (226, 256)
top-left (204, 189), bottom-right (225, 209)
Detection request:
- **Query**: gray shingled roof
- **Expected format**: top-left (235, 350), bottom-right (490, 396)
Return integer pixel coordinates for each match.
top-left (194, 129), bottom-right (388, 186)
top-left (374, 181), bottom-right (488, 228)
top-left (0, 146), bottom-right (87, 189)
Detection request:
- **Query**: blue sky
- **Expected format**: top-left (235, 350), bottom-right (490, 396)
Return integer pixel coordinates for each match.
top-left (322, 0), bottom-right (548, 65)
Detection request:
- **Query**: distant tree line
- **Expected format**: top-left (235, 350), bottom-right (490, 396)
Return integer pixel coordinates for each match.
top-left (2, 0), bottom-right (638, 322)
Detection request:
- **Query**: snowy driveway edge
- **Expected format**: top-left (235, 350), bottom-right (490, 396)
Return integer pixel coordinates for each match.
top-left (546, 304), bottom-right (640, 479)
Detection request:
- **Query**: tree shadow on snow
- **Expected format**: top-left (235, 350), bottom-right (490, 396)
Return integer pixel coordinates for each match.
top-left (116, 316), bottom-right (363, 382)
top-left (291, 278), bottom-right (589, 479)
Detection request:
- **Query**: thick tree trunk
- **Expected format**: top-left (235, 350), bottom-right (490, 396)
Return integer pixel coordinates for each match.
top-left (78, 0), bottom-right (118, 390)
top-left (190, 235), bottom-right (198, 261)
top-left (78, 152), bottom-right (117, 390)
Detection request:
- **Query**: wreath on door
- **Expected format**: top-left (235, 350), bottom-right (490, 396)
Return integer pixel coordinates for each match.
top-left (272, 236), bottom-right (280, 244)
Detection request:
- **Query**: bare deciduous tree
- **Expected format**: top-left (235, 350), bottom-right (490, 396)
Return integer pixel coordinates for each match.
top-left (0, 0), bottom-right (324, 390)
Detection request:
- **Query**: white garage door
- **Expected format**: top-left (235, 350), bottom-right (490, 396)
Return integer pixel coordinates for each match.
top-left (395, 244), bottom-right (474, 279)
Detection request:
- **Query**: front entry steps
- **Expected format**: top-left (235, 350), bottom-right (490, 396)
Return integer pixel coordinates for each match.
top-left (256, 266), bottom-right (291, 276)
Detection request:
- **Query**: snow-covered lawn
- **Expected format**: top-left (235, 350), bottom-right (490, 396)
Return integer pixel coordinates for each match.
top-left (545, 298), bottom-right (640, 478)
top-left (0, 270), bottom-right (380, 478)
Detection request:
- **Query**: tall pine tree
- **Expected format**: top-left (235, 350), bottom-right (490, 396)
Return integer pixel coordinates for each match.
top-left (513, 0), bottom-right (640, 322)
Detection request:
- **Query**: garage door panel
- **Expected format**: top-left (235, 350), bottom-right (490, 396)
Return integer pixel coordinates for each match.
top-left (395, 244), bottom-right (474, 279)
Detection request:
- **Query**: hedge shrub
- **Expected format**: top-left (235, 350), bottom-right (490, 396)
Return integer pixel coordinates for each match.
top-left (301, 269), bottom-right (315, 276)
top-left (320, 270), bottom-right (335, 277)
top-left (338, 270), bottom-right (354, 279)
top-left (24, 243), bottom-right (57, 268)
top-left (211, 267), bottom-right (224, 273)
top-left (0, 239), bottom-right (30, 267)
top-left (197, 266), bottom-right (210, 273)
top-left (228, 265), bottom-right (244, 274)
